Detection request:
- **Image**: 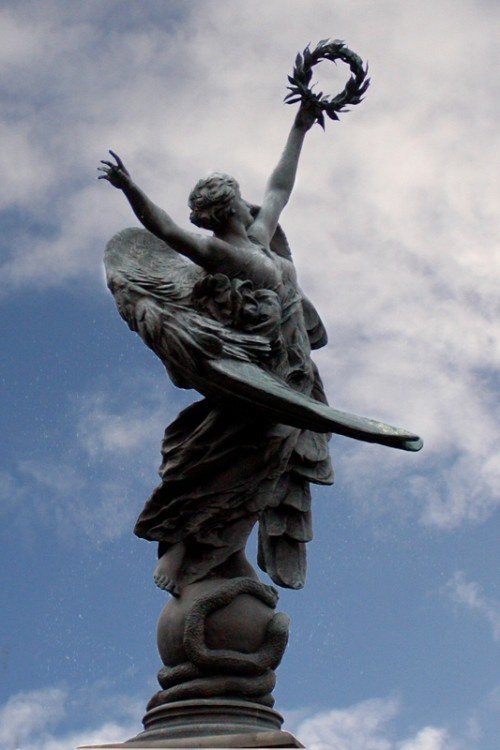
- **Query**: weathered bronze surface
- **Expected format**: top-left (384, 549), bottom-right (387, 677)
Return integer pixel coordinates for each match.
top-left (96, 40), bottom-right (422, 746)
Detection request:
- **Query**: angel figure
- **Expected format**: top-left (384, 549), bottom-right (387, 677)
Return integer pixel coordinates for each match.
top-left (99, 102), bottom-right (421, 598)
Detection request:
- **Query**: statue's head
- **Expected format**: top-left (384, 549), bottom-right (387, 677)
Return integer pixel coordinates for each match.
top-left (188, 173), bottom-right (250, 231)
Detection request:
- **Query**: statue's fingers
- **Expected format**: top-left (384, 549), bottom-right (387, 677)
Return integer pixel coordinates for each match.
top-left (109, 149), bottom-right (124, 168)
top-left (97, 174), bottom-right (110, 180)
top-left (97, 166), bottom-right (109, 172)
top-left (100, 160), bottom-right (114, 167)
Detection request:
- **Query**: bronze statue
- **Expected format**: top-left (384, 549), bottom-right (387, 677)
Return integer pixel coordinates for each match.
top-left (97, 41), bottom-right (422, 745)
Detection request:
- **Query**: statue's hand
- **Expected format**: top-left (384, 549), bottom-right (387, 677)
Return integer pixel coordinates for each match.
top-left (98, 150), bottom-right (132, 189)
top-left (295, 101), bottom-right (318, 131)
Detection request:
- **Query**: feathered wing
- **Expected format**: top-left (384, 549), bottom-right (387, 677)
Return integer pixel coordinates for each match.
top-left (104, 228), bottom-right (276, 390)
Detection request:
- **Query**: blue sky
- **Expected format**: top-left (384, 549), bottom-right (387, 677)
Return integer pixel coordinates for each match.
top-left (1, 1), bottom-right (499, 748)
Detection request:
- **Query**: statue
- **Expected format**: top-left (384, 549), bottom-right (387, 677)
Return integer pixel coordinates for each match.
top-left (95, 41), bottom-right (422, 747)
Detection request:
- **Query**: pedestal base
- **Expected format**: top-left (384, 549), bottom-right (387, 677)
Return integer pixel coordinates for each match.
top-left (79, 699), bottom-right (303, 748)
top-left (141, 698), bottom-right (282, 739)
top-left (80, 728), bottom-right (303, 747)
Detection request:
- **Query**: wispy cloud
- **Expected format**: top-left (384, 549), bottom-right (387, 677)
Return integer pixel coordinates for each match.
top-left (445, 571), bottom-right (500, 642)
top-left (0, 686), bottom-right (141, 750)
top-left (294, 696), bottom-right (399, 749)
top-left (399, 727), bottom-right (451, 750)
top-left (76, 392), bottom-right (166, 458)
top-left (0, 688), bottom-right (65, 750)
top-left (291, 697), bottom-right (457, 750)
top-left (1, 372), bottom-right (175, 544)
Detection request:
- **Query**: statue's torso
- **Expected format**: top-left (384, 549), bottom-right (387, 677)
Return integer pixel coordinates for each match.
top-left (203, 237), bottom-right (313, 389)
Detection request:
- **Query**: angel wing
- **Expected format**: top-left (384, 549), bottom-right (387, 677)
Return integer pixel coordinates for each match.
top-left (104, 228), bottom-right (422, 451)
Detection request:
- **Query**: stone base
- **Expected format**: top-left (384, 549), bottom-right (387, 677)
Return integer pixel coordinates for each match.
top-left (79, 699), bottom-right (304, 748)
top-left (79, 728), bottom-right (303, 747)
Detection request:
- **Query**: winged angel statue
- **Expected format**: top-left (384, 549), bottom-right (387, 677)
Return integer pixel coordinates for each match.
top-left (99, 43), bottom-right (422, 600)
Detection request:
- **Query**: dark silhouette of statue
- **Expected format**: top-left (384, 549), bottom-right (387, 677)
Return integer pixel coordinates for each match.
top-left (97, 41), bottom-right (422, 743)
top-left (100, 100), bottom-right (420, 598)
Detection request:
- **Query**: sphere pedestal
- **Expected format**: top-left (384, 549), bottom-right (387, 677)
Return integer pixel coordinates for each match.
top-left (148, 577), bottom-right (289, 710)
top-left (79, 575), bottom-right (301, 747)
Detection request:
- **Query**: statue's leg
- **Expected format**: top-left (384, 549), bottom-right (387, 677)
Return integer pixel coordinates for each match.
top-left (153, 515), bottom-right (259, 596)
top-left (212, 548), bottom-right (259, 580)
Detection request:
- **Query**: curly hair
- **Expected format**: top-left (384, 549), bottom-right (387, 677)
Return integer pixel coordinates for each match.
top-left (188, 173), bottom-right (241, 231)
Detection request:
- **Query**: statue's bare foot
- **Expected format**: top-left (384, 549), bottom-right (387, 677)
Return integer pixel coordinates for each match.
top-left (153, 542), bottom-right (185, 597)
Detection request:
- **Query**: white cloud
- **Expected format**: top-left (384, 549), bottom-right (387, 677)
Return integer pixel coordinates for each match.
top-left (295, 697), bottom-right (399, 749)
top-left (399, 727), bottom-right (451, 750)
top-left (445, 571), bottom-right (500, 641)
top-left (292, 697), bottom-right (458, 750)
top-left (0, 688), bottom-right (65, 749)
top-left (0, 686), bottom-right (140, 750)
top-left (28, 721), bottom-right (136, 750)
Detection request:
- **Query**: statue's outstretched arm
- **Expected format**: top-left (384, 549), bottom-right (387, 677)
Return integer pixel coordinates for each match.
top-left (99, 151), bottom-right (227, 269)
top-left (250, 105), bottom-right (316, 247)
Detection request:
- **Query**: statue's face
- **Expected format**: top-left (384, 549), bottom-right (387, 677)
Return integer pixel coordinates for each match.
top-left (233, 197), bottom-right (253, 229)
top-left (189, 208), bottom-right (214, 229)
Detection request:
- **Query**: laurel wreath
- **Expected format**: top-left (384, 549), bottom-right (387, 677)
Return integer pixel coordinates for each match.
top-left (285, 39), bottom-right (370, 128)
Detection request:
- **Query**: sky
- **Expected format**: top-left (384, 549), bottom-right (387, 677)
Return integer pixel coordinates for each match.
top-left (0, 0), bottom-right (499, 748)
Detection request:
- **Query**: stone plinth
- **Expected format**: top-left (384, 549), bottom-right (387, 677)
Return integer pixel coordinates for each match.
top-left (79, 698), bottom-right (304, 748)
top-left (79, 727), bottom-right (303, 747)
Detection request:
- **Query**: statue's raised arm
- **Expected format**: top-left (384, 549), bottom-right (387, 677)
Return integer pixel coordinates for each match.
top-left (249, 103), bottom-right (316, 247)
